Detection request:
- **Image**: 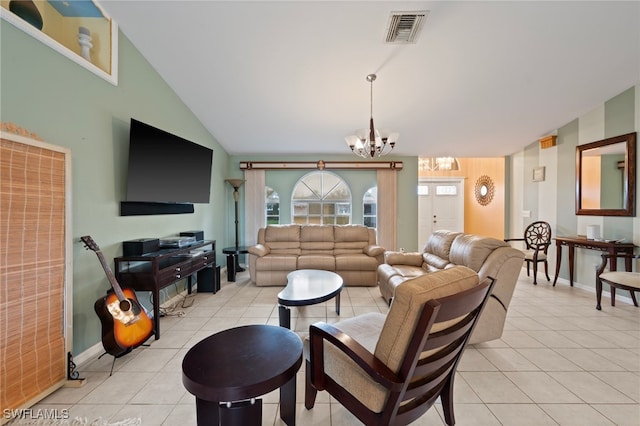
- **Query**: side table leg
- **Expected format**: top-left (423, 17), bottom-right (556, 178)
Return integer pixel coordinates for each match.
top-left (227, 254), bottom-right (237, 282)
top-left (219, 399), bottom-right (262, 425)
top-left (152, 288), bottom-right (161, 339)
top-left (279, 305), bottom-right (291, 329)
top-left (553, 242), bottom-right (562, 286)
top-left (280, 375), bottom-right (296, 426)
top-left (568, 245), bottom-right (575, 286)
top-left (195, 398), bottom-right (219, 426)
top-left (236, 255), bottom-right (245, 272)
top-left (335, 292), bottom-right (341, 315)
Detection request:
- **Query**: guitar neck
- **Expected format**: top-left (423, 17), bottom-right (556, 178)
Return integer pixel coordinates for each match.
top-left (94, 249), bottom-right (127, 301)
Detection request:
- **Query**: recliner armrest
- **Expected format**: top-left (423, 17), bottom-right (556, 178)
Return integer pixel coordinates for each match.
top-left (309, 322), bottom-right (401, 391)
top-left (383, 251), bottom-right (423, 266)
top-left (248, 244), bottom-right (270, 257)
top-left (364, 244), bottom-right (385, 257)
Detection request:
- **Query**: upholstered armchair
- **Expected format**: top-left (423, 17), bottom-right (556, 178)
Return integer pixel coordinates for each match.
top-left (305, 266), bottom-right (495, 425)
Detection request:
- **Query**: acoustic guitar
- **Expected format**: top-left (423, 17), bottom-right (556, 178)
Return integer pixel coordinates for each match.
top-left (81, 236), bottom-right (154, 357)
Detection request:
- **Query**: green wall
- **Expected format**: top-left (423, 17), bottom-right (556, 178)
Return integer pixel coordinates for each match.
top-left (1, 22), bottom-right (231, 354)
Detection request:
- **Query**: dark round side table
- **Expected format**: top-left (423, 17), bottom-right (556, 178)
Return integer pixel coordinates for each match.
top-left (222, 246), bottom-right (249, 282)
top-left (182, 324), bottom-right (303, 426)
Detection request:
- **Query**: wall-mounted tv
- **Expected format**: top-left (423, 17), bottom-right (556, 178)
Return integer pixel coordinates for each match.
top-left (122, 119), bottom-right (213, 215)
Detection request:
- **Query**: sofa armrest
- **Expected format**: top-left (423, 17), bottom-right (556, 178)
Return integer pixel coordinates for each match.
top-left (248, 244), bottom-right (270, 257)
top-left (364, 244), bottom-right (385, 257)
top-left (384, 251), bottom-right (424, 266)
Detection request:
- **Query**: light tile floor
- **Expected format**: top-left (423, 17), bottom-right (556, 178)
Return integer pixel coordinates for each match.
top-left (33, 269), bottom-right (640, 425)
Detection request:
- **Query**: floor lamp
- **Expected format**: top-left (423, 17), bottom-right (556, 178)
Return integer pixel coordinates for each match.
top-left (225, 178), bottom-right (246, 271)
top-left (225, 178), bottom-right (245, 247)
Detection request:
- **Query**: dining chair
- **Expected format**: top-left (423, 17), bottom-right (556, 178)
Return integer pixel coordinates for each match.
top-left (505, 221), bottom-right (552, 284)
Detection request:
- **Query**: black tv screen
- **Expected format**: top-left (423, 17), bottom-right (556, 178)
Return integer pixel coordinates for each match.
top-left (125, 119), bottom-right (213, 204)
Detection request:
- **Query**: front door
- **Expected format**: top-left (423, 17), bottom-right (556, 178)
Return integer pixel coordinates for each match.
top-left (418, 179), bottom-right (465, 249)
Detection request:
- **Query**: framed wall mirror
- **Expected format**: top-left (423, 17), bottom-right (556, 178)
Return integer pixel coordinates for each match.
top-left (576, 132), bottom-right (636, 216)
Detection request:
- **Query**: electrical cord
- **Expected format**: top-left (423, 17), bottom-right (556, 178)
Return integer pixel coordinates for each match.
top-left (156, 282), bottom-right (195, 317)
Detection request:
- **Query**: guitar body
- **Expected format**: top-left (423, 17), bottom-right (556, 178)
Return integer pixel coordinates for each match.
top-left (81, 235), bottom-right (155, 358)
top-left (94, 288), bottom-right (154, 357)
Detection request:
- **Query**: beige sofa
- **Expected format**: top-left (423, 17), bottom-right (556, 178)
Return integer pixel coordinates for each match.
top-left (247, 224), bottom-right (385, 287)
top-left (378, 230), bottom-right (524, 343)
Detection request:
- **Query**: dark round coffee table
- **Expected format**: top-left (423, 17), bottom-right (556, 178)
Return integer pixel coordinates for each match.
top-left (182, 324), bottom-right (303, 425)
top-left (278, 269), bottom-right (344, 329)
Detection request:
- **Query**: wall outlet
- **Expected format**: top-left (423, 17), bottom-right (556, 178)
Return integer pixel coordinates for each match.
top-left (522, 210), bottom-right (531, 217)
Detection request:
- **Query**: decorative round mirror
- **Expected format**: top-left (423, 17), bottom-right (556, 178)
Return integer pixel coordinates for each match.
top-left (475, 175), bottom-right (495, 206)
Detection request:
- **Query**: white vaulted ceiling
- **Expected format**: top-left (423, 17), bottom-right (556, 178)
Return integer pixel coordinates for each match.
top-left (99, 1), bottom-right (640, 157)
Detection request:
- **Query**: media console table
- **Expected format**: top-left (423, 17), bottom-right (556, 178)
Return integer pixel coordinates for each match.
top-left (553, 236), bottom-right (635, 286)
top-left (115, 240), bottom-right (216, 339)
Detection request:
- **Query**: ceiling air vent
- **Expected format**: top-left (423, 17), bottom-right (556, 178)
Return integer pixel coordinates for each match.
top-left (385, 11), bottom-right (428, 44)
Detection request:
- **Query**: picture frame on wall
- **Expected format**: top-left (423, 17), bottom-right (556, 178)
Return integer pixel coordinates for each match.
top-left (533, 166), bottom-right (545, 182)
top-left (1, 0), bottom-right (118, 85)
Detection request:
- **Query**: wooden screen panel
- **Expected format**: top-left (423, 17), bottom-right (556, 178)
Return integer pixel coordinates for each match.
top-left (1, 132), bottom-right (70, 415)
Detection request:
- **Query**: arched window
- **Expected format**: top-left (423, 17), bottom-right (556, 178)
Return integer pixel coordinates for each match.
top-left (291, 171), bottom-right (351, 225)
top-left (363, 186), bottom-right (377, 229)
top-left (266, 186), bottom-right (280, 224)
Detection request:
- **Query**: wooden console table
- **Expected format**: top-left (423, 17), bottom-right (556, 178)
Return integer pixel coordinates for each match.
top-left (553, 236), bottom-right (635, 286)
top-left (115, 240), bottom-right (216, 339)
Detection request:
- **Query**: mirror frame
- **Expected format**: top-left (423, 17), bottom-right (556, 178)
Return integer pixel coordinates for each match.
top-left (575, 132), bottom-right (636, 216)
top-left (474, 175), bottom-right (495, 206)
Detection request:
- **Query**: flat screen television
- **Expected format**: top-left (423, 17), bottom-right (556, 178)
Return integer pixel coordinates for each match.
top-left (125, 118), bottom-right (213, 205)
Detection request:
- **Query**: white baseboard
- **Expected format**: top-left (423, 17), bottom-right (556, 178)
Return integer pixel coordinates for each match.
top-left (72, 341), bottom-right (105, 368)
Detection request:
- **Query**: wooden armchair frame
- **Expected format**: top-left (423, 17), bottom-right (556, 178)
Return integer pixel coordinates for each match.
top-left (306, 278), bottom-right (495, 425)
top-left (505, 221), bottom-right (552, 284)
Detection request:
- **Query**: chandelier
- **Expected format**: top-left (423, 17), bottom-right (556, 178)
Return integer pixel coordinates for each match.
top-left (345, 74), bottom-right (398, 158)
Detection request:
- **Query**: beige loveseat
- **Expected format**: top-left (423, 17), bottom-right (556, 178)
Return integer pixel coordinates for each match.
top-left (378, 230), bottom-right (524, 343)
top-left (248, 224), bottom-right (384, 286)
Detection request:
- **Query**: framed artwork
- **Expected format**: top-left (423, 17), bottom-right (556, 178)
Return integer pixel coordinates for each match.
top-left (1, 0), bottom-right (118, 85)
top-left (533, 166), bottom-right (545, 182)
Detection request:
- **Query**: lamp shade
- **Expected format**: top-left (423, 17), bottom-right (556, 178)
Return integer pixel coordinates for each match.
top-left (225, 179), bottom-right (245, 189)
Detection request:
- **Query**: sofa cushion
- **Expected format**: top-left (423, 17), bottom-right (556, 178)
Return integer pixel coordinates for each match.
top-left (265, 224), bottom-right (301, 242)
top-left (335, 254), bottom-right (379, 271)
top-left (300, 225), bottom-right (335, 254)
top-left (298, 255), bottom-right (336, 271)
top-left (264, 224), bottom-right (301, 255)
top-left (422, 230), bottom-right (462, 260)
top-left (386, 264), bottom-right (424, 279)
top-left (449, 234), bottom-right (509, 272)
top-left (255, 255), bottom-right (298, 271)
top-left (334, 225), bottom-right (371, 255)
top-left (375, 266), bottom-right (479, 372)
top-left (422, 252), bottom-right (451, 270)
